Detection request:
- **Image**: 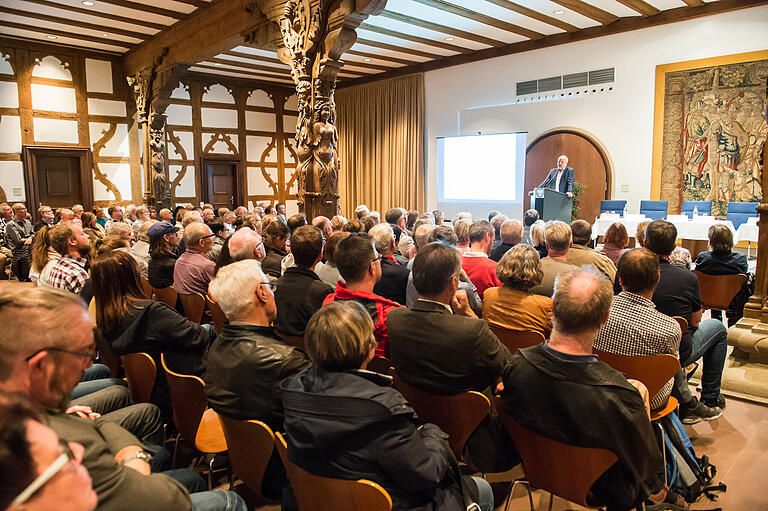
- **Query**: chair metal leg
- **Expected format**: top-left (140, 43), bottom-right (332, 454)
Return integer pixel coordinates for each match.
top-left (171, 433), bottom-right (181, 469)
top-left (208, 456), bottom-right (215, 490)
top-left (658, 422), bottom-right (668, 486)
top-left (504, 479), bottom-right (533, 511)
top-left (547, 493), bottom-right (554, 511)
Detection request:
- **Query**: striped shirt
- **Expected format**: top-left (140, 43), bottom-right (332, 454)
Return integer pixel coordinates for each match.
top-left (44, 255), bottom-right (89, 294)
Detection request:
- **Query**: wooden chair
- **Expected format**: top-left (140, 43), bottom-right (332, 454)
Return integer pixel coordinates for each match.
top-left (367, 356), bottom-right (395, 376)
top-left (391, 378), bottom-right (490, 460)
top-left (140, 277), bottom-right (153, 299)
top-left (120, 352), bottom-right (156, 404)
top-left (205, 295), bottom-right (227, 334)
top-left (153, 286), bottom-right (178, 308)
top-left (692, 270), bottom-right (748, 311)
top-left (274, 432), bottom-right (392, 511)
top-left (488, 325), bottom-right (545, 354)
top-left (178, 292), bottom-right (206, 323)
top-left (671, 316), bottom-right (688, 336)
top-left (218, 416), bottom-right (279, 502)
top-left (160, 354), bottom-right (227, 488)
top-left (494, 396), bottom-right (617, 511)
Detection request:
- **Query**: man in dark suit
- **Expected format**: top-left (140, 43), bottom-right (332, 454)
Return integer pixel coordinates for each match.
top-left (387, 242), bottom-right (516, 473)
top-left (537, 154), bottom-right (575, 197)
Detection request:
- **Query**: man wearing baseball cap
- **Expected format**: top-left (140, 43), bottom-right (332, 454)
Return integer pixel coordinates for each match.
top-left (147, 222), bottom-right (180, 290)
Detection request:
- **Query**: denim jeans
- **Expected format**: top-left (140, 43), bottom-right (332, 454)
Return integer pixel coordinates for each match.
top-left (470, 476), bottom-right (494, 511)
top-left (679, 318), bottom-right (728, 402)
top-left (189, 491), bottom-right (247, 511)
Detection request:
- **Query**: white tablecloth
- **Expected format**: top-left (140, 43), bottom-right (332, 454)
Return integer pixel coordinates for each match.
top-left (592, 214), bottom-right (759, 243)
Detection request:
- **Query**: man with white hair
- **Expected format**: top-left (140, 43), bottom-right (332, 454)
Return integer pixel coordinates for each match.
top-left (173, 222), bottom-right (215, 295)
top-left (206, 259), bottom-right (310, 431)
top-left (107, 220), bottom-right (134, 245)
top-left (312, 215), bottom-right (333, 239)
top-left (370, 223), bottom-right (409, 305)
top-left (354, 204), bottom-right (369, 220)
top-left (228, 228), bottom-right (265, 263)
top-left (132, 205), bottom-right (150, 237)
top-left (158, 208), bottom-right (173, 223)
top-left (71, 204), bottom-right (84, 219)
top-left (490, 219), bottom-right (523, 262)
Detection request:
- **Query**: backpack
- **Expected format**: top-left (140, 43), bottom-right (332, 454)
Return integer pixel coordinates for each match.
top-left (655, 411), bottom-right (726, 506)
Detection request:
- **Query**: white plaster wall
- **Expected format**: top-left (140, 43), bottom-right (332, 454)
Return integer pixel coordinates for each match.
top-left (170, 164), bottom-right (196, 197)
top-left (168, 131), bottom-right (194, 159)
top-left (284, 94), bottom-right (298, 111)
top-left (201, 107), bottom-right (237, 129)
top-left (203, 133), bottom-right (238, 154)
top-left (166, 104), bottom-right (193, 126)
top-left (203, 84), bottom-right (235, 104)
top-left (0, 116), bottom-right (21, 153)
top-left (87, 98), bottom-right (126, 117)
top-left (31, 84), bottom-right (76, 112)
top-left (89, 123), bottom-right (130, 156)
top-left (31, 56), bottom-right (72, 81)
top-left (170, 83), bottom-right (190, 100)
top-left (246, 135), bottom-right (277, 162)
top-left (246, 111), bottom-right (276, 132)
top-left (424, 6), bottom-right (768, 219)
top-left (0, 82), bottom-right (18, 108)
top-left (85, 59), bottom-right (113, 93)
top-left (247, 89), bottom-right (272, 107)
top-left (93, 163), bottom-right (131, 201)
top-left (247, 166), bottom-right (277, 195)
top-left (0, 161), bottom-right (25, 201)
top-left (33, 118), bottom-right (78, 144)
top-left (0, 53), bottom-right (13, 75)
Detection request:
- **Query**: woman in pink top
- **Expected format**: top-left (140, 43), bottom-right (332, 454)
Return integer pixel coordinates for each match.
top-left (597, 222), bottom-right (630, 265)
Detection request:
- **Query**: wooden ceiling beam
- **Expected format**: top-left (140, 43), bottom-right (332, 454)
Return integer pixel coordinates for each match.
top-left (225, 49), bottom-right (284, 66)
top-left (613, 0), bottom-right (660, 16)
top-left (411, 0), bottom-right (544, 39)
top-left (482, 0), bottom-right (579, 32)
top-left (208, 57), bottom-right (291, 76)
top-left (186, 69), bottom-right (295, 92)
top-left (358, 23), bottom-right (473, 53)
top-left (88, 0), bottom-right (188, 20)
top-left (548, 0), bottom-right (618, 25)
top-left (19, 0), bottom-right (167, 31)
top-left (681, 0), bottom-right (704, 5)
top-left (340, 0), bottom-right (766, 88)
top-left (339, 58), bottom-right (393, 72)
top-left (380, 10), bottom-right (505, 47)
top-left (355, 37), bottom-right (443, 59)
top-left (0, 20), bottom-right (138, 48)
top-left (2, 7), bottom-right (150, 40)
top-left (192, 63), bottom-right (290, 80)
top-left (346, 49), bottom-right (418, 66)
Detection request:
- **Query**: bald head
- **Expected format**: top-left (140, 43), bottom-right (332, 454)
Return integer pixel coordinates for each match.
top-left (552, 268), bottom-right (612, 339)
top-left (228, 228), bottom-right (265, 262)
top-left (500, 219), bottom-right (523, 245)
top-left (312, 216), bottom-right (332, 238)
top-left (413, 224), bottom-right (436, 252)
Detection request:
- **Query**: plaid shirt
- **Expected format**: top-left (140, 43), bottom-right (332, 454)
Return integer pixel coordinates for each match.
top-left (595, 291), bottom-right (681, 410)
top-left (45, 255), bottom-right (89, 294)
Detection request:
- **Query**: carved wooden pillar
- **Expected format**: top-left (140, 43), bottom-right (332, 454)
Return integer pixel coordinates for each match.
top-left (254, 0), bottom-right (386, 219)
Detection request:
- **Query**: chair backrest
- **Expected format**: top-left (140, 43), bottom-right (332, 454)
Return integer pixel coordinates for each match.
top-left (94, 328), bottom-right (121, 378)
top-left (488, 325), bottom-right (545, 354)
top-left (140, 277), bottom-right (154, 299)
top-left (206, 295), bottom-right (227, 334)
top-left (367, 356), bottom-right (395, 376)
top-left (592, 351), bottom-right (680, 404)
top-left (274, 432), bottom-right (392, 511)
top-left (391, 379), bottom-right (490, 459)
top-left (692, 270), bottom-right (748, 311)
top-left (179, 293), bottom-right (206, 323)
top-left (639, 200), bottom-right (668, 221)
top-left (726, 201), bottom-right (758, 229)
top-left (600, 200), bottom-right (627, 216)
top-left (219, 416), bottom-right (276, 500)
top-left (153, 286), bottom-right (178, 308)
top-left (160, 353), bottom-right (208, 447)
top-left (671, 316), bottom-right (688, 336)
top-left (680, 200), bottom-right (712, 219)
top-left (120, 352), bottom-right (156, 404)
top-left (494, 396), bottom-right (617, 507)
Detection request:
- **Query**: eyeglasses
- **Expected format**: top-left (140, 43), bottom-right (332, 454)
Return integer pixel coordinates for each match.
top-left (200, 233), bottom-right (216, 239)
top-left (25, 346), bottom-right (96, 362)
top-left (260, 281), bottom-right (277, 292)
top-left (370, 254), bottom-right (382, 264)
top-left (11, 441), bottom-right (74, 506)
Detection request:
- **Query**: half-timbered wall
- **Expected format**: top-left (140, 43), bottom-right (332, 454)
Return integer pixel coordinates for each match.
top-left (0, 38), bottom-right (140, 207)
top-left (165, 75), bottom-right (300, 214)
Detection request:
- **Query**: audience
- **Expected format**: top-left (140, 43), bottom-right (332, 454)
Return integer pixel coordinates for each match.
top-left (489, 214), bottom-right (507, 252)
top-left (454, 219), bottom-right (471, 255)
top-left (40, 223), bottom-right (90, 294)
top-left (262, 220), bottom-right (290, 278)
top-left (6, 203), bottom-right (34, 281)
top-left (34, 205), bottom-right (54, 231)
top-left (385, 207), bottom-right (414, 257)
top-left (461, 220), bottom-right (501, 297)
top-left (483, 245), bottom-right (552, 338)
top-left (281, 301), bottom-right (494, 511)
top-left (490, 219), bottom-right (523, 262)
top-left (205, 221), bottom-right (227, 262)
top-left (274, 225), bottom-right (333, 337)
top-left (407, 223), bottom-right (435, 269)
top-left (314, 231), bottom-right (348, 286)
top-left (330, 214), bottom-right (346, 231)
top-left (370, 223), bottom-right (409, 305)
top-left (531, 221), bottom-right (575, 297)
top-left (598, 221), bottom-right (631, 265)
top-left (227, 227), bottom-right (265, 263)
top-left (529, 219), bottom-right (548, 258)
top-left (173, 222), bottom-right (216, 295)
top-left (322, 233), bottom-right (401, 356)
top-left (147, 222), bottom-right (180, 290)
top-left (520, 208), bottom-right (539, 246)
top-left (567, 219), bottom-right (617, 281)
top-left (311, 215), bottom-right (332, 239)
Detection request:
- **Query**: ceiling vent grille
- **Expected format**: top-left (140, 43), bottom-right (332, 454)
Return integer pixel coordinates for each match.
top-left (589, 68), bottom-right (614, 85)
top-left (562, 72), bottom-right (588, 89)
top-left (514, 67), bottom-right (615, 103)
top-left (516, 80), bottom-right (537, 96)
top-left (537, 76), bottom-right (562, 92)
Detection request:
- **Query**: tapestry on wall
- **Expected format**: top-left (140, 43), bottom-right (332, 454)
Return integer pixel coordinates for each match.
top-left (660, 59), bottom-right (767, 216)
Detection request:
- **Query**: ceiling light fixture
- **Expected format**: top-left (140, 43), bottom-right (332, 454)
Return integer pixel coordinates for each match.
top-left (445, 37), bottom-right (455, 41)
top-left (102, 33), bottom-right (109, 37)
top-left (553, 9), bottom-right (566, 15)
top-left (82, 1), bottom-right (95, 5)
top-left (214, 63), bottom-right (222, 66)
top-left (364, 58), bottom-right (372, 62)
top-left (46, 35), bottom-right (57, 39)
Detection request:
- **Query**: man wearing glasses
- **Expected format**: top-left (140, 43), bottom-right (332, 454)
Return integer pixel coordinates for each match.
top-left (173, 222), bottom-right (216, 296)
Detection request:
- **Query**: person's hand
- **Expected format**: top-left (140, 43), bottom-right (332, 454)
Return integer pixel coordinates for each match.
top-left (494, 380), bottom-right (505, 394)
top-left (66, 406), bottom-right (101, 420)
top-left (116, 446), bottom-right (151, 476)
top-left (566, 192), bottom-right (573, 198)
top-left (451, 290), bottom-right (476, 317)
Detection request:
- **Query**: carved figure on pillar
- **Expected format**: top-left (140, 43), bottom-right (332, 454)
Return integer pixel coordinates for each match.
top-left (312, 97), bottom-right (338, 204)
top-left (149, 113), bottom-right (171, 211)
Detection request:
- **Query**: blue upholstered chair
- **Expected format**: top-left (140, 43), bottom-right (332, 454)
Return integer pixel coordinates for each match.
top-left (681, 201), bottom-right (712, 219)
top-left (726, 202), bottom-right (758, 229)
top-left (600, 200), bottom-right (627, 217)
top-left (639, 200), bottom-right (668, 221)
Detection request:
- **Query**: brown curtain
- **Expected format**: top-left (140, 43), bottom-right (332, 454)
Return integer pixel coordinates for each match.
top-left (336, 73), bottom-right (424, 218)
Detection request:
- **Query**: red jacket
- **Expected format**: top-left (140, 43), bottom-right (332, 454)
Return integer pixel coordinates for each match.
top-left (322, 282), bottom-right (402, 357)
top-left (461, 252), bottom-right (501, 298)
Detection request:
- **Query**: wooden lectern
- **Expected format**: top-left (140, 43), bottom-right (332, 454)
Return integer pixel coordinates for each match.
top-left (533, 188), bottom-right (572, 223)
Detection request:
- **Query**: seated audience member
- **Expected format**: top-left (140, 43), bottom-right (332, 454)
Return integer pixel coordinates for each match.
top-left (645, 220), bottom-right (726, 420)
top-left (490, 214), bottom-right (507, 252)
top-left (520, 209), bottom-right (539, 246)
top-left (158, 208), bottom-right (173, 223)
top-left (147, 222), bottom-right (179, 290)
top-left (81, 212), bottom-right (105, 246)
top-left (173, 222), bottom-right (216, 295)
top-left (502, 269), bottom-right (679, 510)
top-left (107, 219), bottom-right (134, 246)
top-left (405, 227), bottom-right (482, 317)
top-left (281, 302), bottom-right (494, 511)
top-left (40, 223), bottom-right (90, 294)
top-left (531, 221), bottom-right (576, 298)
top-left (275, 226), bottom-right (334, 336)
top-left (598, 222), bottom-right (631, 265)
top-left (354, 204), bottom-right (369, 220)
top-left (206, 260), bottom-right (310, 429)
top-left (530, 219), bottom-right (548, 258)
top-left (385, 208), bottom-right (414, 257)
top-left (595, 248), bottom-right (681, 410)
top-left (227, 227), bottom-right (266, 263)
top-left (322, 233), bottom-right (401, 356)
top-left (694, 223), bottom-right (749, 323)
top-left (58, 208), bottom-right (76, 224)
top-left (432, 210), bottom-right (444, 225)
top-left (202, 208), bottom-right (215, 224)
top-left (72, 204), bottom-right (84, 219)
top-left (222, 211), bottom-right (236, 237)
top-left (279, 214), bottom-right (309, 275)
top-left (406, 209), bottom-right (419, 232)
top-left (454, 219), bottom-right (471, 255)
top-left (636, 220), bottom-right (651, 248)
top-left (670, 245), bottom-right (693, 269)
top-left (483, 245), bottom-right (552, 338)
top-left (460, 220), bottom-right (501, 297)
top-left (567, 219), bottom-right (617, 281)
top-left (262, 219), bottom-right (290, 278)
top-left (360, 215), bottom-right (376, 232)
top-left (34, 205), bottom-right (54, 231)
top-left (388, 242), bottom-right (515, 473)
top-left (314, 231), bottom-right (349, 287)
top-left (370, 223), bottom-right (409, 305)
top-left (205, 221), bottom-right (227, 263)
top-left (0, 287), bottom-right (246, 511)
top-left (330, 214), bottom-right (346, 231)
top-left (311, 215), bottom-right (333, 239)
top-left (490, 219), bottom-right (523, 262)
top-left (176, 210), bottom-right (203, 255)
top-left (0, 392), bottom-right (97, 511)
top-left (342, 218), bottom-right (364, 233)
top-left (30, 226), bottom-right (56, 286)
top-left (93, 251), bottom-right (215, 414)
top-left (406, 223), bottom-right (436, 269)
top-left (134, 220), bottom-right (158, 270)
top-left (131, 206), bottom-right (150, 238)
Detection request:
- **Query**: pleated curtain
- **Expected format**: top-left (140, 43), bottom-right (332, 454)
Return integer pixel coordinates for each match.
top-left (335, 73), bottom-right (425, 218)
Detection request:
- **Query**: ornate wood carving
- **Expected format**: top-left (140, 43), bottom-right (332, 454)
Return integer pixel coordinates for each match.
top-left (149, 113), bottom-right (171, 210)
top-left (90, 123), bottom-right (123, 201)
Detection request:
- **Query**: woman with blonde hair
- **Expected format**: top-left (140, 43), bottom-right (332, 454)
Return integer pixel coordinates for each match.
top-left (530, 219), bottom-right (548, 259)
top-left (30, 226), bottom-right (56, 285)
top-left (482, 244), bottom-right (552, 337)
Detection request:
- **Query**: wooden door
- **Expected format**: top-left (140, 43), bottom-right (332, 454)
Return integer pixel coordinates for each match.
top-left (204, 160), bottom-right (238, 211)
top-left (524, 131), bottom-right (610, 222)
top-left (36, 155), bottom-right (83, 209)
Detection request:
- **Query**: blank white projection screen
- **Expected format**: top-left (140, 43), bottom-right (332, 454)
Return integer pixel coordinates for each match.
top-left (438, 133), bottom-right (526, 203)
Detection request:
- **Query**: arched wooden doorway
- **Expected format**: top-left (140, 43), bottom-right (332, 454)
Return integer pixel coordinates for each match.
top-left (524, 130), bottom-right (611, 222)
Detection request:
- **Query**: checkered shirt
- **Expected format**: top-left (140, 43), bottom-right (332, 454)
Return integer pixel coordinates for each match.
top-left (45, 255), bottom-right (89, 294)
top-left (595, 291), bottom-right (681, 410)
